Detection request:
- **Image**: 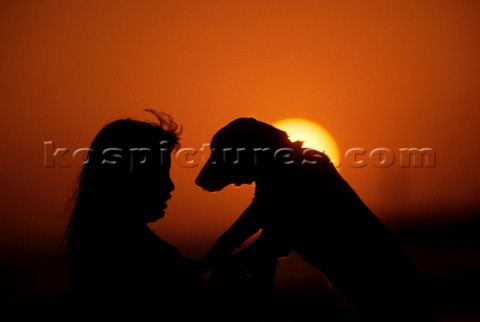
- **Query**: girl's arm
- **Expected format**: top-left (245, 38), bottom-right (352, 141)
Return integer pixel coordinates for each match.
top-left (192, 198), bottom-right (263, 274)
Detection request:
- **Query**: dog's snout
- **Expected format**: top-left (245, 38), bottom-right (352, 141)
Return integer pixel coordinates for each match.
top-left (195, 166), bottom-right (209, 189)
top-left (194, 173), bottom-right (204, 187)
top-left (195, 163), bottom-right (227, 192)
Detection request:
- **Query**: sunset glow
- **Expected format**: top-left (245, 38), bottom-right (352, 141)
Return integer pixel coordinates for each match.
top-left (0, 1), bottom-right (479, 320)
top-left (273, 118), bottom-right (341, 167)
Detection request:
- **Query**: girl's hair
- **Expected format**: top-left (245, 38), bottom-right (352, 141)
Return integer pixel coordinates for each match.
top-left (62, 110), bottom-right (182, 264)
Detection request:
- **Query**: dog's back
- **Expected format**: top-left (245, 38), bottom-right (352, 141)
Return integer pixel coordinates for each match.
top-left (253, 151), bottom-right (435, 321)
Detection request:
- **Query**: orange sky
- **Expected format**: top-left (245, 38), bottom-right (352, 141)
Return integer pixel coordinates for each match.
top-left (1, 0), bottom-right (479, 255)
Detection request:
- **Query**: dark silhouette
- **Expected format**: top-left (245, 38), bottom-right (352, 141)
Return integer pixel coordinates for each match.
top-left (62, 110), bottom-right (203, 319)
top-left (201, 235), bottom-right (279, 321)
top-left (194, 117), bottom-right (437, 322)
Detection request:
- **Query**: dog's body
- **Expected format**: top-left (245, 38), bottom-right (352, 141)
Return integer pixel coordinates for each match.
top-left (196, 117), bottom-right (436, 322)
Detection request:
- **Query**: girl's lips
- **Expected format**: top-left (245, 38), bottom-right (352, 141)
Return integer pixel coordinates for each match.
top-left (160, 194), bottom-right (172, 202)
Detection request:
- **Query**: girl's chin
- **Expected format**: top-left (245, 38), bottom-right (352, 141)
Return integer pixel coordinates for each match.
top-left (146, 210), bottom-right (165, 223)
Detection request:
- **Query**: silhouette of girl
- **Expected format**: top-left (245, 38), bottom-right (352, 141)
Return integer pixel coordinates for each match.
top-left (62, 110), bottom-right (209, 319)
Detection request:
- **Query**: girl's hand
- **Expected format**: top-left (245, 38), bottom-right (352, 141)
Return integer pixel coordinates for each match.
top-left (185, 256), bottom-right (214, 276)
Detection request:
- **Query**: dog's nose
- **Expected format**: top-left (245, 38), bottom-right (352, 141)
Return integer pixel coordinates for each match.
top-left (195, 171), bottom-right (205, 188)
top-left (194, 175), bottom-right (202, 187)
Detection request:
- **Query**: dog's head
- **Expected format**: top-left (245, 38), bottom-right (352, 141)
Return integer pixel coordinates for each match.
top-left (195, 117), bottom-right (294, 192)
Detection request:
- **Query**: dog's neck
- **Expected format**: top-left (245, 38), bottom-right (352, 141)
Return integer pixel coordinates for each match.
top-left (253, 145), bottom-right (331, 187)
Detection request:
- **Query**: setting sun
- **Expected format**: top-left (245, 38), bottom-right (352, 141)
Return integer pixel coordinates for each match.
top-left (273, 118), bottom-right (341, 167)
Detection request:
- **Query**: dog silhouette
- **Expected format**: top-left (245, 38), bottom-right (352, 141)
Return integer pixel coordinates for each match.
top-left (195, 117), bottom-right (437, 322)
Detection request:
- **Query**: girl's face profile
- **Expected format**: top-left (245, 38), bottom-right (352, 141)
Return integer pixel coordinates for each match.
top-left (138, 154), bottom-right (175, 223)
